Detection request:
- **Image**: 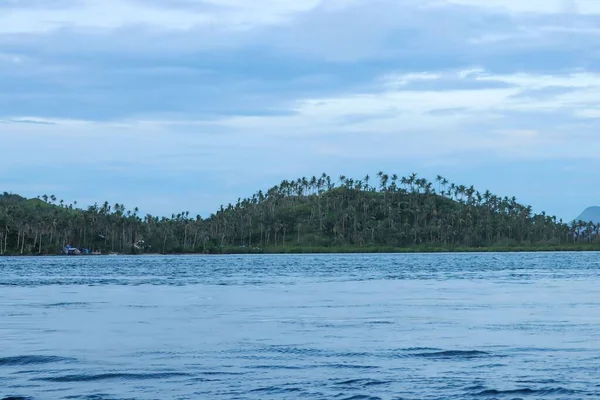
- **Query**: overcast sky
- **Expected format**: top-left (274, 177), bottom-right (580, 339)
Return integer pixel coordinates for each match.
top-left (1, 0), bottom-right (598, 220)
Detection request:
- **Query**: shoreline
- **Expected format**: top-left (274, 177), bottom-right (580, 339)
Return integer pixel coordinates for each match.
top-left (2, 244), bottom-right (600, 256)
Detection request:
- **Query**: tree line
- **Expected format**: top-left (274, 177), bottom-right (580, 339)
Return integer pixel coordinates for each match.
top-left (1, 172), bottom-right (598, 255)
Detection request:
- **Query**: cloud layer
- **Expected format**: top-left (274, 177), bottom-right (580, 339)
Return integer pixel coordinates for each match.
top-left (1, 0), bottom-right (599, 219)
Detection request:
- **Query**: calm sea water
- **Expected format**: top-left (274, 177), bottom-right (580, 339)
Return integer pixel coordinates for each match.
top-left (2, 253), bottom-right (600, 400)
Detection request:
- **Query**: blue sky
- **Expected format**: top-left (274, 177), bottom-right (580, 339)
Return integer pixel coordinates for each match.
top-left (1, 0), bottom-right (600, 220)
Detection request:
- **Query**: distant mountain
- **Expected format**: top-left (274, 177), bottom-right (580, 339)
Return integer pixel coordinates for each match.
top-left (575, 206), bottom-right (600, 223)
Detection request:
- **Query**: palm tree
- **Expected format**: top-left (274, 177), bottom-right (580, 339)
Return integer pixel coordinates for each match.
top-left (0, 171), bottom-right (586, 254)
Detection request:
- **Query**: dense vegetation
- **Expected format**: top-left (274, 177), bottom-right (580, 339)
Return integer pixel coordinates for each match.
top-left (1, 173), bottom-right (599, 255)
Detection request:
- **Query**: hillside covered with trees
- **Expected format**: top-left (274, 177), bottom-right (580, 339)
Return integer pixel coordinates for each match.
top-left (1, 173), bottom-right (598, 255)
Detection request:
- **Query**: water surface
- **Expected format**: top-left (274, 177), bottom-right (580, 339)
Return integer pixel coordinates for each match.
top-left (1, 253), bottom-right (600, 399)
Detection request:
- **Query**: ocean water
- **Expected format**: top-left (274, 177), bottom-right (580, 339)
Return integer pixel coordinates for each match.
top-left (1, 253), bottom-right (600, 400)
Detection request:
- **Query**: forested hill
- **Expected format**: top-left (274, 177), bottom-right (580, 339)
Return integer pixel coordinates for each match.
top-left (1, 173), bottom-right (598, 255)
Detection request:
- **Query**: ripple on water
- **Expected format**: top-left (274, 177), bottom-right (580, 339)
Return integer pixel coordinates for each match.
top-left (407, 350), bottom-right (495, 360)
top-left (33, 372), bottom-right (192, 382)
top-left (336, 395), bottom-right (382, 400)
top-left (200, 371), bottom-right (247, 376)
top-left (1, 397), bottom-right (34, 400)
top-left (42, 302), bottom-right (91, 308)
top-left (472, 387), bottom-right (579, 397)
top-left (0, 356), bottom-right (75, 367)
top-left (245, 364), bottom-right (305, 370)
top-left (63, 395), bottom-right (137, 400)
top-left (324, 363), bottom-right (380, 370)
top-left (2, 254), bottom-right (600, 399)
top-left (249, 385), bottom-right (304, 394)
top-left (333, 378), bottom-right (392, 388)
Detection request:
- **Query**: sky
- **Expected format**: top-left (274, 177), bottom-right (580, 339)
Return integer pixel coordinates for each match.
top-left (1, 0), bottom-right (599, 220)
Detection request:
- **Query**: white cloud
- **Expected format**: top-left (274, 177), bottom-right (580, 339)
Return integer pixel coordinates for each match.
top-left (0, 53), bottom-right (22, 64)
top-left (5, 67), bottom-right (598, 169)
top-left (499, 129), bottom-right (539, 138)
top-left (444, 0), bottom-right (600, 14)
top-left (0, 0), bottom-right (323, 34)
top-left (473, 71), bottom-right (600, 89)
top-left (4, 69), bottom-right (600, 168)
top-left (381, 72), bottom-right (443, 88)
top-left (192, 68), bottom-right (600, 161)
top-left (215, 68), bottom-right (600, 131)
top-left (574, 108), bottom-right (600, 118)
top-left (3, 70), bottom-right (600, 219)
top-left (1, 0), bottom-right (599, 220)
top-left (458, 68), bottom-right (485, 79)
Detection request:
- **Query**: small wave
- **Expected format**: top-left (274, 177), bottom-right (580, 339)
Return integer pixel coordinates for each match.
top-left (186, 377), bottom-right (221, 383)
top-left (43, 302), bottom-right (89, 308)
top-left (126, 305), bottom-right (158, 309)
top-left (465, 384), bottom-right (486, 391)
top-left (33, 372), bottom-right (191, 382)
top-left (267, 346), bottom-right (326, 356)
top-left (516, 379), bottom-right (559, 385)
top-left (200, 371), bottom-right (246, 376)
top-left (2, 397), bottom-right (33, 400)
top-left (0, 356), bottom-right (74, 366)
top-left (401, 347), bottom-right (441, 351)
top-left (334, 378), bottom-right (392, 387)
top-left (474, 387), bottom-right (577, 397)
top-left (245, 364), bottom-right (304, 370)
top-left (411, 350), bottom-right (492, 359)
top-left (249, 386), bottom-right (303, 394)
top-left (476, 363), bottom-right (506, 368)
top-left (265, 346), bottom-right (372, 358)
top-left (12, 369), bottom-right (55, 375)
top-left (63, 395), bottom-right (136, 400)
top-left (325, 363), bottom-right (379, 370)
top-left (337, 395), bottom-right (382, 400)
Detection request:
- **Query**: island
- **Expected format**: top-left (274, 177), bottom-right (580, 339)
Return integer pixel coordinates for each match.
top-left (1, 172), bottom-right (598, 255)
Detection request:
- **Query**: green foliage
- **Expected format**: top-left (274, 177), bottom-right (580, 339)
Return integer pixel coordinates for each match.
top-left (0, 172), bottom-right (598, 255)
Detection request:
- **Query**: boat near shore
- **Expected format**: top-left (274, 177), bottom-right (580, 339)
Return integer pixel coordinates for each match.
top-left (62, 245), bottom-right (104, 256)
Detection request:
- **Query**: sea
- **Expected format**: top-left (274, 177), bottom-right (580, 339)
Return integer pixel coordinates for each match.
top-left (1, 253), bottom-right (600, 399)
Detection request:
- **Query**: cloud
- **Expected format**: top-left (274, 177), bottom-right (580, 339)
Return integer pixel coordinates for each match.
top-left (206, 68), bottom-right (600, 135)
top-left (3, 68), bottom-right (598, 173)
top-left (444, 0), bottom-right (600, 14)
top-left (0, 0), bottom-right (324, 34)
top-left (381, 72), bottom-right (443, 89)
top-left (0, 53), bottom-right (23, 64)
top-left (1, 0), bottom-right (600, 219)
